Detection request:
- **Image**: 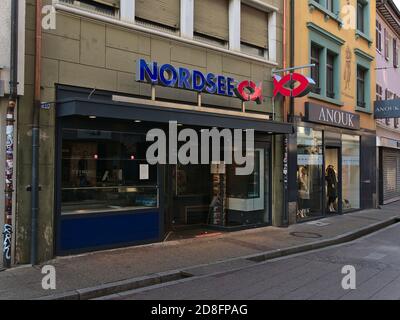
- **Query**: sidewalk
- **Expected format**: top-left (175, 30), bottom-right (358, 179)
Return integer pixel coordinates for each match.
top-left (0, 203), bottom-right (399, 300)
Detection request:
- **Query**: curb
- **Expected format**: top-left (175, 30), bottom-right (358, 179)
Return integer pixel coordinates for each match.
top-left (242, 216), bottom-right (399, 263)
top-left (37, 270), bottom-right (190, 300)
top-left (37, 216), bottom-right (399, 300)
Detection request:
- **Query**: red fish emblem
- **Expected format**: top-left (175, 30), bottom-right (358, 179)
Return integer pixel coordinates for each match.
top-left (235, 81), bottom-right (263, 104)
top-left (273, 73), bottom-right (315, 97)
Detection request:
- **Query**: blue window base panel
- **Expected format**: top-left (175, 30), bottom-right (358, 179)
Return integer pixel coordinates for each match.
top-left (58, 210), bottom-right (160, 253)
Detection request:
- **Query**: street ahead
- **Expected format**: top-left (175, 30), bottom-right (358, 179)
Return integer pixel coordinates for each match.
top-left (118, 222), bottom-right (400, 300)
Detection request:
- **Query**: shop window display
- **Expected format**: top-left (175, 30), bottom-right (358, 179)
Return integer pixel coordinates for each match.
top-left (61, 129), bottom-right (158, 215)
top-left (342, 134), bottom-right (360, 211)
top-left (297, 127), bottom-right (323, 220)
top-left (325, 148), bottom-right (339, 213)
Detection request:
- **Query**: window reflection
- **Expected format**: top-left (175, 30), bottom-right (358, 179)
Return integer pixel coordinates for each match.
top-left (342, 134), bottom-right (360, 211)
top-left (61, 129), bottom-right (158, 215)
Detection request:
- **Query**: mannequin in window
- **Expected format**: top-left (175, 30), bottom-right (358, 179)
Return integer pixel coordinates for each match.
top-left (325, 165), bottom-right (338, 212)
top-left (297, 166), bottom-right (310, 219)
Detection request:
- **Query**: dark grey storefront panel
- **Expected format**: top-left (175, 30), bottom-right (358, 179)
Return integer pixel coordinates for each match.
top-left (56, 98), bottom-right (294, 134)
top-left (360, 134), bottom-right (376, 210)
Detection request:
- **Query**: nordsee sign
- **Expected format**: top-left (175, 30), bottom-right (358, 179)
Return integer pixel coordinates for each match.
top-left (305, 103), bottom-right (360, 130)
top-left (136, 59), bottom-right (263, 104)
top-left (374, 99), bottom-right (400, 119)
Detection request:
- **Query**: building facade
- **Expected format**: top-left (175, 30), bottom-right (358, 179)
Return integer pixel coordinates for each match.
top-left (15, 0), bottom-right (290, 263)
top-left (287, 0), bottom-right (377, 224)
top-left (376, 0), bottom-right (400, 205)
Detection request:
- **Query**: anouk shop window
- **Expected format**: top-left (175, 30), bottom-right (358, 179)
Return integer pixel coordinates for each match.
top-left (297, 127), bottom-right (323, 220)
top-left (342, 134), bottom-right (360, 211)
top-left (61, 129), bottom-right (158, 215)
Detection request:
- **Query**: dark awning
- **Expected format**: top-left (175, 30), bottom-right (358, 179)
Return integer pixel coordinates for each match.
top-left (56, 98), bottom-right (294, 134)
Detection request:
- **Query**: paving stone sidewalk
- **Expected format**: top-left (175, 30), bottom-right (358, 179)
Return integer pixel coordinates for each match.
top-left (0, 203), bottom-right (399, 300)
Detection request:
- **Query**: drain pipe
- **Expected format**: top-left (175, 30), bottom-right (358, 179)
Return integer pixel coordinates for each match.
top-left (282, 0), bottom-right (287, 121)
top-left (31, 0), bottom-right (42, 266)
top-left (289, 0), bottom-right (295, 121)
top-left (3, 0), bottom-right (19, 268)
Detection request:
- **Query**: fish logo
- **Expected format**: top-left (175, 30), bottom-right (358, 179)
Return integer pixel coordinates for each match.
top-left (273, 73), bottom-right (315, 98)
top-left (235, 80), bottom-right (263, 104)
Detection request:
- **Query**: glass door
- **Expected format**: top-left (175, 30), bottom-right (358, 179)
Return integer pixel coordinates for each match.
top-left (226, 142), bottom-right (270, 226)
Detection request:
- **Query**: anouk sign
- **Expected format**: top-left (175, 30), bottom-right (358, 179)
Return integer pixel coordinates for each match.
top-left (305, 103), bottom-right (360, 130)
top-left (374, 99), bottom-right (400, 119)
top-left (136, 59), bottom-right (263, 104)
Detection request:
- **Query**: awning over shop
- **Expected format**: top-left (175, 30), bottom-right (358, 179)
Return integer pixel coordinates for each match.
top-left (56, 98), bottom-right (294, 134)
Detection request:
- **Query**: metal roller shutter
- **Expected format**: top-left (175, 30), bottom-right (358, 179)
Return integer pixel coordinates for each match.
top-left (382, 149), bottom-right (400, 203)
top-left (136, 0), bottom-right (180, 29)
top-left (241, 4), bottom-right (269, 49)
top-left (194, 0), bottom-right (229, 41)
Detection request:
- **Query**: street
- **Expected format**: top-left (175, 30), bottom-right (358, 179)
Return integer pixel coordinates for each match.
top-left (117, 222), bottom-right (400, 300)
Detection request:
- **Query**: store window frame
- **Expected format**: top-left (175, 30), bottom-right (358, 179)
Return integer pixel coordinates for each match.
top-left (355, 49), bottom-right (373, 113)
top-left (384, 28), bottom-right (390, 61)
top-left (59, 127), bottom-right (160, 216)
top-left (311, 43), bottom-right (321, 93)
top-left (355, 0), bottom-right (371, 43)
top-left (376, 20), bottom-right (382, 53)
top-left (341, 134), bottom-right (361, 212)
top-left (54, 117), bottom-right (165, 219)
top-left (394, 38), bottom-right (399, 68)
top-left (376, 84), bottom-right (383, 101)
top-left (308, 0), bottom-right (342, 27)
top-left (296, 124), bottom-right (362, 221)
top-left (296, 126), bottom-right (325, 221)
top-left (307, 22), bottom-right (344, 106)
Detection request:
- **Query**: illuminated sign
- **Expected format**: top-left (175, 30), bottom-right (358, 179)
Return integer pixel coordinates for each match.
top-left (136, 59), bottom-right (263, 104)
top-left (273, 73), bottom-right (315, 98)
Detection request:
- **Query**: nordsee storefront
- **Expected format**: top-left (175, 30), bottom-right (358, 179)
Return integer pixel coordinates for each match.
top-left (293, 102), bottom-right (375, 222)
top-left (55, 61), bottom-right (293, 255)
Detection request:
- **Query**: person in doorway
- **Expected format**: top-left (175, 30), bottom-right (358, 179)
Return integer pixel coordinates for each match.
top-left (297, 166), bottom-right (310, 219)
top-left (325, 165), bottom-right (338, 212)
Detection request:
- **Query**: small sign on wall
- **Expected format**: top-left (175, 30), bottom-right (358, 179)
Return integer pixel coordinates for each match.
top-left (139, 164), bottom-right (149, 180)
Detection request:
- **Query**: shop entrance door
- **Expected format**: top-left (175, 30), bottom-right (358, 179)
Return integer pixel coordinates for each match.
top-left (225, 141), bottom-right (271, 227)
top-left (325, 147), bottom-right (341, 214)
top-left (167, 164), bottom-right (211, 230)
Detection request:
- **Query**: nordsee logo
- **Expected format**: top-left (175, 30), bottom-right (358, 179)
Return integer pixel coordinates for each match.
top-left (136, 59), bottom-right (263, 104)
